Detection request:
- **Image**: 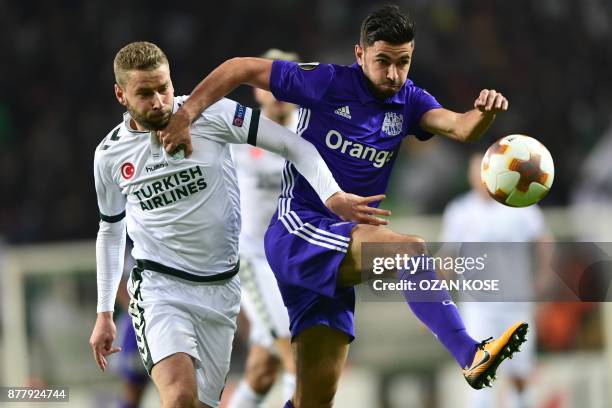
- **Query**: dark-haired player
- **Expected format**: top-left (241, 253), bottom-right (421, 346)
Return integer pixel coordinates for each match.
top-left (159, 6), bottom-right (527, 407)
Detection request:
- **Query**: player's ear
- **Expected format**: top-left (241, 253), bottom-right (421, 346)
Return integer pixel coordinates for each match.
top-left (115, 83), bottom-right (127, 106)
top-left (355, 44), bottom-right (364, 66)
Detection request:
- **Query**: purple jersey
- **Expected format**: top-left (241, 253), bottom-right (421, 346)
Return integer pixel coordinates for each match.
top-left (270, 61), bottom-right (441, 215)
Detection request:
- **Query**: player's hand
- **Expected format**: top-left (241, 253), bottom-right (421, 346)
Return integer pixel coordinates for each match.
top-left (158, 108), bottom-right (194, 157)
top-left (89, 312), bottom-right (121, 372)
top-left (474, 89), bottom-right (508, 114)
top-left (325, 192), bottom-right (391, 226)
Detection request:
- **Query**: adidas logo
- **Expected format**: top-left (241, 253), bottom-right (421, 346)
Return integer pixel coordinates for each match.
top-left (334, 106), bottom-right (351, 119)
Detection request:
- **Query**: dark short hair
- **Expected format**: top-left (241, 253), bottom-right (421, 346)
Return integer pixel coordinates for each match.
top-left (360, 5), bottom-right (415, 47)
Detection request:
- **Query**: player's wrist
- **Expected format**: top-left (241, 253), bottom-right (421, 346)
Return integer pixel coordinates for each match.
top-left (96, 311), bottom-right (114, 320)
top-left (323, 189), bottom-right (343, 207)
top-left (324, 191), bottom-right (343, 209)
top-left (178, 103), bottom-right (198, 124)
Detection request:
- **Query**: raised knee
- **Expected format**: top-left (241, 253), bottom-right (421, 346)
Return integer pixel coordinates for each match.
top-left (404, 235), bottom-right (428, 255)
top-left (401, 234), bottom-right (428, 255)
top-left (381, 230), bottom-right (428, 254)
top-left (161, 386), bottom-right (197, 408)
top-left (355, 225), bottom-right (429, 255)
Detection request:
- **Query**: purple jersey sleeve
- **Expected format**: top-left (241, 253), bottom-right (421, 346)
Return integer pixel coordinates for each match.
top-left (269, 60), bottom-right (335, 108)
top-left (406, 83), bottom-right (442, 141)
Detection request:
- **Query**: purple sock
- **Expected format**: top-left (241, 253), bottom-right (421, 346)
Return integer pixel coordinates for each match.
top-left (284, 400), bottom-right (294, 408)
top-left (399, 256), bottom-right (478, 368)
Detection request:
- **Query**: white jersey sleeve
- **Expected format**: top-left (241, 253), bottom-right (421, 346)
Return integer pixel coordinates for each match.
top-left (195, 98), bottom-right (341, 204)
top-left (93, 146), bottom-right (127, 313)
top-left (255, 116), bottom-right (341, 203)
top-left (94, 148), bottom-right (127, 219)
top-left (194, 98), bottom-right (254, 144)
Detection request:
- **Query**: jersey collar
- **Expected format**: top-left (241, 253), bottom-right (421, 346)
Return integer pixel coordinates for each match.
top-left (350, 63), bottom-right (408, 105)
top-left (123, 112), bottom-right (148, 134)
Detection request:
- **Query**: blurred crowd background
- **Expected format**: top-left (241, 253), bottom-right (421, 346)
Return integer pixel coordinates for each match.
top-left (1, 0), bottom-right (612, 407)
top-left (1, 0), bottom-right (611, 242)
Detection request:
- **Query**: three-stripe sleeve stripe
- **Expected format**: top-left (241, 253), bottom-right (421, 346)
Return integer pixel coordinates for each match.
top-left (296, 108), bottom-right (311, 136)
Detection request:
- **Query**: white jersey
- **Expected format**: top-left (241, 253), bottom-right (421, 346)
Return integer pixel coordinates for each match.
top-left (233, 111), bottom-right (299, 254)
top-left (94, 96), bottom-right (340, 312)
top-left (94, 96), bottom-right (256, 277)
top-left (441, 191), bottom-right (545, 300)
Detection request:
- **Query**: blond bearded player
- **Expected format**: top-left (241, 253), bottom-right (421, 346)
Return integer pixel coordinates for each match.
top-left (89, 42), bottom-right (389, 408)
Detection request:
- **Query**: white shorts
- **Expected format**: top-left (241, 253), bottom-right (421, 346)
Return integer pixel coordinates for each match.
top-left (128, 267), bottom-right (240, 407)
top-left (240, 251), bottom-right (291, 350)
top-left (460, 302), bottom-right (536, 377)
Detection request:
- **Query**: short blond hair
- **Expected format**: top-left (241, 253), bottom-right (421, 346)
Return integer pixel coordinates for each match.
top-left (113, 41), bottom-right (169, 87)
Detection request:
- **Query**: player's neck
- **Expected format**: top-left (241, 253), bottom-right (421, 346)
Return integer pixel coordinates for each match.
top-left (361, 73), bottom-right (394, 101)
top-left (369, 82), bottom-right (396, 101)
top-left (130, 118), bottom-right (147, 132)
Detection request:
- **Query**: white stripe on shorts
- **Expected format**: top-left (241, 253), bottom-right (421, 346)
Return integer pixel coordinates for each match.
top-left (279, 215), bottom-right (348, 252)
top-left (277, 151), bottom-right (349, 252)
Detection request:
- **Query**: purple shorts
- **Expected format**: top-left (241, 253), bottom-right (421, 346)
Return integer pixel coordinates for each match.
top-left (264, 207), bottom-right (357, 341)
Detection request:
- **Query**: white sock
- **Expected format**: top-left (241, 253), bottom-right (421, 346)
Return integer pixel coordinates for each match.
top-left (282, 372), bottom-right (296, 402)
top-left (228, 380), bottom-right (266, 408)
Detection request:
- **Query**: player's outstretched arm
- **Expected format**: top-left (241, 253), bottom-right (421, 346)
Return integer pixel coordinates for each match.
top-left (91, 150), bottom-right (127, 371)
top-left (420, 89), bottom-right (508, 142)
top-left (159, 58), bottom-right (273, 155)
top-left (90, 311), bottom-right (121, 372)
top-left (89, 218), bottom-right (126, 371)
top-left (256, 115), bottom-right (390, 225)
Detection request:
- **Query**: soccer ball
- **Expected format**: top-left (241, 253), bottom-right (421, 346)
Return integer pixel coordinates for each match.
top-left (481, 135), bottom-right (554, 207)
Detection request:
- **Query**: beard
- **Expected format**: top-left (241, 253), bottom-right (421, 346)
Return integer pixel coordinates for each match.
top-left (367, 78), bottom-right (402, 100)
top-left (126, 103), bottom-right (172, 131)
top-left (361, 65), bottom-right (403, 100)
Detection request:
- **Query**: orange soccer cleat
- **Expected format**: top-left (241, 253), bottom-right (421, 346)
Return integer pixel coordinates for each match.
top-left (463, 321), bottom-right (529, 389)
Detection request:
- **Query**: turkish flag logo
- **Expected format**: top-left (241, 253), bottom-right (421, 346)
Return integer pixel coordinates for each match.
top-left (121, 162), bottom-right (135, 179)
